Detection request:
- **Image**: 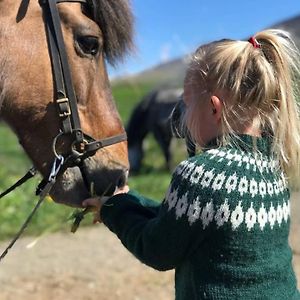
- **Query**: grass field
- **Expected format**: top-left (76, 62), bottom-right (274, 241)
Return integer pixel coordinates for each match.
top-left (0, 82), bottom-right (186, 240)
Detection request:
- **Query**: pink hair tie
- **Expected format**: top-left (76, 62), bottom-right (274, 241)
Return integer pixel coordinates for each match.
top-left (248, 36), bottom-right (261, 49)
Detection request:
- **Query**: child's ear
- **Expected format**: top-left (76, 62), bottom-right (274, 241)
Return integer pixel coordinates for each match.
top-left (210, 95), bottom-right (223, 121)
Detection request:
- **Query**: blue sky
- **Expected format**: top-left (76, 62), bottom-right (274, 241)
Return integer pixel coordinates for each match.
top-left (108, 0), bottom-right (300, 78)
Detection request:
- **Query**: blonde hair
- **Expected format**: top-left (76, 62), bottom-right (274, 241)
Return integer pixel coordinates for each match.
top-left (185, 29), bottom-right (300, 189)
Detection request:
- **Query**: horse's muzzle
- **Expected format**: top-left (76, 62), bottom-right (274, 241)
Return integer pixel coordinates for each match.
top-left (50, 162), bottom-right (129, 207)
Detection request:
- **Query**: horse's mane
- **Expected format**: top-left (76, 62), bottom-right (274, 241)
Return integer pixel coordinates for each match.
top-left (91, 0), bottom-right (134, 65)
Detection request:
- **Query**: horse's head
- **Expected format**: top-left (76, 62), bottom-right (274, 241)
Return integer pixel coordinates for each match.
top-left (0, 0), bottom-right (133, 207)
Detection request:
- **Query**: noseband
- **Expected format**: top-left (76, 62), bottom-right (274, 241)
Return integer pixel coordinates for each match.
top-left (40, 0), bottom-right (127, 168)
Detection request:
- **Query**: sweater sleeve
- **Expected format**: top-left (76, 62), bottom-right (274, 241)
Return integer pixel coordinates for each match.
top-left (100, 166), bottom-right (208, 271)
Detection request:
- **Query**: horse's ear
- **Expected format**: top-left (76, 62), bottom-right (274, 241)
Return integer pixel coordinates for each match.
top-left (91, 0), bottom-right (134, 65)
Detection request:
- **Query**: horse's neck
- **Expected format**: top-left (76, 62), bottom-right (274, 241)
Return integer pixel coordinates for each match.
top-left (0, 93), bottom-right (4, 117)
top-left (126, 114), bottom-right (149, 146)
top-left (126, 99), bottom-right (152, 146)
top-left (0, 72), bottom-right (8, 117)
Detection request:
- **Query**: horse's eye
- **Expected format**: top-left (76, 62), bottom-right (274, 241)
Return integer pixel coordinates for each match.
top-left (76, 36), bottom-right (100, 56)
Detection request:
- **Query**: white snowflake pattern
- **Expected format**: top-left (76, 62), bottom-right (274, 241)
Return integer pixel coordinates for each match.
top-left (271, 160), bottom-right (279, 171)
top-left (262, 160), bottom-right (268, 172)
top-left (226, 151), bottom-right (234, 165)
top-left (182, 162), bottom-right (196, 179)
top-left (245, 203), bottom-right (257, 231)
top-left (190, 165), bottom-right (205, 184)
top-left (214, 199), bottom-right (230, 228)
top-left (267, 182), bottom-right (274, 196)
top-left (257, 203), bottom-right (268, 230)
top-left (200, 169), bottom-right (215, 188)
top-left (231, 201), bottom-right (244, 230)
top-left (235, 153), bottom-right (243, 166)
top-left (249, 179), bottom-right (258, 198)
top-left (206, 148), bottom-right (284, 175)
top-left (268, 203), bottom-right (277, 229)
top-left (274, 180), bottom-right (280, 195)
top-left (268, 160), bottom-right (273, 170)
top-left (211, 172), bottom-right (226, 191)
top-left (249, 157), bottom-right (256, 171)
top-left (170, 193), bottom-right (290, 231)
top-left (217, 151), bottom-right (226, 162)
top-left (287, 201), bottom-right (291, 216)
top-left (201, 201), bottom-right (215, 229)
top-left (257, 159), bottom-right (263, 173)
top-left (175, 193), bottom-right (189, 219)
top-left (187, 197), bottom-right (201, 225)
top-left (242, 155), bottom-right (250, 170)
top-left (279, 173), bottom-right (287, 193)
top-left (225, 173), bottom-right (238, 194)
top-left (238, 176), bottom-right (248, 196)
top-left (259, 181), bottom-right (267, 198)
top-left (282, 201), bottom-right (289, 222)
top-left (281, 174), bottom-right (287, 189)
top-left (170, 149), bottom-right (292, 232)
top-left (278, 179), bottom-right (284, 193)
top-left (175, 161), bottom-right (189, 175)
top-left (276, 204), bottom-right (283, 226)
top-left (166, 188), bottom-right (178, 211)
top-left (207, 148), bottom-right (218, 159)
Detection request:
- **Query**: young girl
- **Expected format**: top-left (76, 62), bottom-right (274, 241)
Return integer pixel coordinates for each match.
top-left (83, 29), bottom-right (300, 299)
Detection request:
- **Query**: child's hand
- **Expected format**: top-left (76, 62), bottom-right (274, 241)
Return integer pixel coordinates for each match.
top-left (114, 184), bottom-right (130, 195)
top-left (82, 197), bottom-right (103, 224)
top-left (82, 185), bottom-right (130, 224)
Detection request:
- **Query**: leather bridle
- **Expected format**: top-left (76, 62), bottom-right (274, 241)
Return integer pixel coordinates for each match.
top-left (0, 0), bottom-right (128, 200)
top-left (36, 0), bottom-right (127, 191)
top-left (0, 0), bottom-right (127, 260)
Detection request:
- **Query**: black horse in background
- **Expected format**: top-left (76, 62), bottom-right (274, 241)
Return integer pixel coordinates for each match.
top-left (126, 87), bottom-right (196, 173)
top-left (126, 87), bottom-right (183, 173)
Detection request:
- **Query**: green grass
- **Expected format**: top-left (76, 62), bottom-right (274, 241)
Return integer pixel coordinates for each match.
top-left (0, 81), bottom-right (186, 241)
top-left (0, 125), bottom-right (76, 240)
top-left (113, 81), bottom-right (155, 122)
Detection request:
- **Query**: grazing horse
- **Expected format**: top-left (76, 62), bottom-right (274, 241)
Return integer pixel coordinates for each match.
top-left (127, 87), bottom-right (183, 173)
top-left (0, 0), bottom-right (133, 207)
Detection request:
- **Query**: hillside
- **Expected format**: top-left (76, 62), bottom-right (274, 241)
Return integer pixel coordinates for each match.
top-left (112, 56), bottom-right (189, 89)
top-left (112, 14), bottom-right (300, 88)
top-left (276, 14), bottom-right (300, 41)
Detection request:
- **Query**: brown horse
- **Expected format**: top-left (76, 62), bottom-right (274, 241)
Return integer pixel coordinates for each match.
top-left (0, 0), bottom-right (133, 207)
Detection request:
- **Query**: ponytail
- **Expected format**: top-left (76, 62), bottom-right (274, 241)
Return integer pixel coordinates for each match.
top-left (187, 29), bottom-right (300, 189)
top-left (255, 30), bottom-right (300, 188)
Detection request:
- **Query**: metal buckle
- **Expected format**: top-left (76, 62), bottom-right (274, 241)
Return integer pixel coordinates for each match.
top-left (57, 98), bottom-right (71, 117)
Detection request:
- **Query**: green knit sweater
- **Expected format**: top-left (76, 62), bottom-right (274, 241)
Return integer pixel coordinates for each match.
top-left (100, 134), bottom-right (300, 300)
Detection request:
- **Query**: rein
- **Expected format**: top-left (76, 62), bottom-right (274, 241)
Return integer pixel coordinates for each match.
top-left (0, 0), bottom-right (127, 260)
top-left (0, 156), bottom-right (64, 262)
top-left (0, 168), bottom-right (36, 200)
